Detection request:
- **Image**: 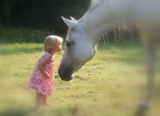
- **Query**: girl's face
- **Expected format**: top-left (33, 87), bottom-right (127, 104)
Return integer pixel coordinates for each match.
top-left (53, 43), bottom-right (62, 53)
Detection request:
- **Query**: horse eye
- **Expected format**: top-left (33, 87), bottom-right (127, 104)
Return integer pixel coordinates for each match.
top-left (66, 41), bottom-right (71, 47)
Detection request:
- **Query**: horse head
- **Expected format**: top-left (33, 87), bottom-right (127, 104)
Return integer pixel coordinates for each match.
top-left (58, 17), bottom-right (97, 81)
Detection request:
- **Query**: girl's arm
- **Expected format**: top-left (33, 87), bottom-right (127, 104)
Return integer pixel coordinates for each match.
top-left (38, 55), bottom-right (51, 79)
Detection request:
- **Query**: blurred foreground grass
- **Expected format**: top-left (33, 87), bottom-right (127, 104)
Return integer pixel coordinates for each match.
top-left (0, 41), bottom-right (159, 116)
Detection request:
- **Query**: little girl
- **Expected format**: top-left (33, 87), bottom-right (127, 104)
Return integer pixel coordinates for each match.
top-left (29, 35), bottom-right (63, 109)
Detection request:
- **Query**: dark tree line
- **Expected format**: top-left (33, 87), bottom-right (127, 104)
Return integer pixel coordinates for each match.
top-left (0, 0), bottom-right (90, 34)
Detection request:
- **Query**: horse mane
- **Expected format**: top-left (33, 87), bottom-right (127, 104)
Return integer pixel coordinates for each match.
top-left (90, 0), bottom-right (105, 12)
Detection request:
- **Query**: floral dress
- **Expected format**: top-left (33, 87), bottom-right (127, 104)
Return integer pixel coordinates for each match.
top-left (29, 52), bottom-right (54, 96)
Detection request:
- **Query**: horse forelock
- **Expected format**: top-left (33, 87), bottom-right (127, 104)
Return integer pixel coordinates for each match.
top-left (67, 28), bottom-right (82, 42)
top-left (67, 29), bottom-right (75, 41)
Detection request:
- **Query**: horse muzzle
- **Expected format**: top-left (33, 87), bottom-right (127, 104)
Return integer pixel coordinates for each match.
top-left (58, 65), bottom-right (74, 81)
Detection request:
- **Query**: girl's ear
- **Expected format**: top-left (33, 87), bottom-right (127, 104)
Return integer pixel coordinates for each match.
top-left (61, 16), bottom-right (77, 29)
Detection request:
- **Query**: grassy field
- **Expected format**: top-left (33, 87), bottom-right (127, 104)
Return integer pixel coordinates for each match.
top-left (0, 41), bottom-right (159, 116)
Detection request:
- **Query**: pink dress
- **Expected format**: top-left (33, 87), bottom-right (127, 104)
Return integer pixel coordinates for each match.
top-left (29, 52), bottom-right (54, 96)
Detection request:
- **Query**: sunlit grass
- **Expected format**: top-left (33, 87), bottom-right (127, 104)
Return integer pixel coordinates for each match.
top-left (0, 41), bottom-right (159, 116)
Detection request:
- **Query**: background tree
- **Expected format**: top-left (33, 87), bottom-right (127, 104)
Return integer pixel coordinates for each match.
top-left (0, 0), bottom-right (90, 34)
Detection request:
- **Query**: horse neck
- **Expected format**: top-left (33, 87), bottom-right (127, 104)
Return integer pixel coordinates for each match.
top-left (82, 0), bottom-right (133, 42)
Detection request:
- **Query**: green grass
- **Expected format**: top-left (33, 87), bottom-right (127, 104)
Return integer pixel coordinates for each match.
top-left (0, 41), bottom-right (159, 116)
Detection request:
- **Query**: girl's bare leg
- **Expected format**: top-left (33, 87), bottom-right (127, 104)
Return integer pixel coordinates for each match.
top-left (41, 94), bottom-right (51, 106)
top-left (35, 92), bottom-right (42, 109)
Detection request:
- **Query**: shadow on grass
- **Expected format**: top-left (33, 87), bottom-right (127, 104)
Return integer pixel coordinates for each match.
top-left (0, 107), bottom-right (81, 116)
top-left (0, 107), bottom-right (45, 116)
top-left (0, 108), bottom-right (30, 116)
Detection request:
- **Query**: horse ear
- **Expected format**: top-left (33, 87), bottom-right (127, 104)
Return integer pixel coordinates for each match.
top-left (70, 16), bottom-right (77, 22)
top-left (61, 16), bottom-right (77, 29)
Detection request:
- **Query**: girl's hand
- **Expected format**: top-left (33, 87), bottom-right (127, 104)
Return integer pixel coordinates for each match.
top-left (42, 71), bottom-right (50, 80)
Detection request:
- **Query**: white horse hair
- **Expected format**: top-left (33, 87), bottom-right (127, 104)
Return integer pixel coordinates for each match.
top-left (59, 0), bottom-right (160, 115)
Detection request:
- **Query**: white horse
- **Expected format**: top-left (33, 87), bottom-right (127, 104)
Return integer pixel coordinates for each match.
top-left (58, 0), bottom-right (159, 115)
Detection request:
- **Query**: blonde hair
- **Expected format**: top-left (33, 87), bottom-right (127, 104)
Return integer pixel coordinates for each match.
top-left (44, 35), bottom-right (63, 52)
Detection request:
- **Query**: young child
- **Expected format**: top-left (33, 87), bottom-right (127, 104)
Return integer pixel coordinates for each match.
top-left (29, 35), bottom-right (63, 109)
